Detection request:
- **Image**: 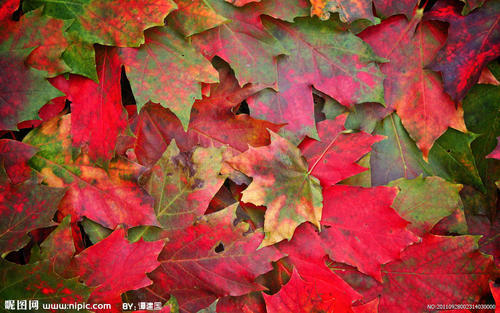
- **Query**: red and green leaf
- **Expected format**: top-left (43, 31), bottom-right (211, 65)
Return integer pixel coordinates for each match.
top-left (119, 26), bottom-right (218, 129)
top-left (134, 60), bottom-right (281, 166)
top-left (25, 0), bottom-right (177, 47)
top-left (23, 114), bottom-right (159, 229)
top-left (23, 0), bottom-right (177, 79)
top-left (228, 132), bottom-right (323, 247)
top-left (0, 42), bottom-right (63, 130)
top-left (360, 12), bottom-right (467, 158)
top-left (142, 141), bottom-right (226, 230)
top-left (248, 17), bottom-right (385, 142)
top-left (0, 258), bottom-right (91, 307)
top-left (0, 4), bottom-right (70, 76)
top-left (0, 175), bottom-right (65, 256)
top-left (191, 0), bottom-right (286, 87)
top-left (0, 0), bottom-right (498, 310)
top-left (0, 139), bottom-right (37, 184)
top-left (145, 205), bottom-right (284, 313)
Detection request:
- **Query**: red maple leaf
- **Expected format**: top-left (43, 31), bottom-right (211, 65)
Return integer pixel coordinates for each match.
top-left (426, 0), bottom-right (500, 100)
top-left (75, 228), bottom-right (164, 312)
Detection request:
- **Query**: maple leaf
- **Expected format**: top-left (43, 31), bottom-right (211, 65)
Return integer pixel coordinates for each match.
top-left (75, 227), bottom-right (164, 311)
top-left (170, 0), bottom-right (310, 39)
top-left (0, 3), bottom-right (70, 76)
top-left (134, 60), bottom-right (281, 166)
top-left (0, 258), bottom-right (91, 307)
top-left (142, 140), bottom-right (226, 230)
top-left (24, 0), bottom-right (176, 48)
top-left (0, 41), bottom-right (63, 130)
top-left (52, 46), bottom-right (127, 163)
top-left (320, 185), bottom-right (418, 280)
top-left (265, 268), bottom-right (343, 312)
top-left (370, 114), bottom-right (432, 186)
top-left (426, 0), bottom-right (500, 100)
top-left (23, 114), bottom-right (159, 229)
top-left (360, 12), bottom-right (467, 158)
top-left (145, 205), bottom-right (284, 313)
top-left (119, 26), bottom-right (219, 129)
top-left (1, 0), bottom-right (499, 310)
top-left (277, 224), bottom-right (362, 312)
top-left (299, 115), bottom-right (383, 187)
top-left (228, 131), bottom-right (323, 247)
top-left (0, 139), bottom-right (37, 184)
top-left (0, 174), bottom-right (65, 256)
top-left (379, 234), bottom-right (494, 313)
top-left (389, 176), bottom-right (463, 236)
top-left (22, 0), bottom-right (177, 79)
top-left (248, 17), bottom-right (385, 142)
top-left (191, 0), bottom-right (286, 87)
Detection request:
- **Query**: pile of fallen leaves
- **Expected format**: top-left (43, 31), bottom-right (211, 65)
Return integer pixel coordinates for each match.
top-left (0, 0), bottom-right (499, 312)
